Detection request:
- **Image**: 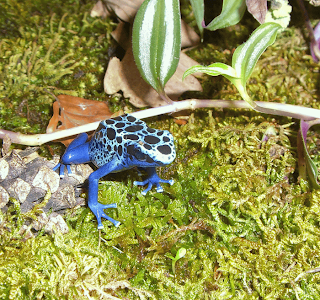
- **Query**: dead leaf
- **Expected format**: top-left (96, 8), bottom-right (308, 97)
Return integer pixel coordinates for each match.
top-left (181, 19), bottom-right (200, 48)
top-left (94, 0), bottom-right (144, 23)
top-left (46, 95), bottom-right (113, 146)
top-left (309, 0), bottom-right (320, 6)
top-left (104, 47), bottom-right (202, 108)
top-left (111, 21), bottom-right (131, 50)
top-left (90, 0), bottom-right (109, 18)
top-left (246, 0), bottom-right (267, 24)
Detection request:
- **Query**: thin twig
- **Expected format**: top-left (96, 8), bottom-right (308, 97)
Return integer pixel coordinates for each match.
top-left (1, 99), bottom-right (320, 146)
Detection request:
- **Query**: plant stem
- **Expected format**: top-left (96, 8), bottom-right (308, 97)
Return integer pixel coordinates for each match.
top-left (1, 99), bottom-right (320, 146)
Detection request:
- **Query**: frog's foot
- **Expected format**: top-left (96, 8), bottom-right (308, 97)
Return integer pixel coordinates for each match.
top-left (53, 163), bottom-right (72, 178)
top-left (88, 202), bottom-right (120, 229)
top-left (134, 172), bottom-right (174, 196)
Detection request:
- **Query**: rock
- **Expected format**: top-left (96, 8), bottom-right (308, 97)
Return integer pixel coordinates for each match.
top-left (56, 184), bottom-right (76, 208)
top-left (0, 159), bottom-right (9, 181)
top-left (0, 147), bottom-right (92, 234)
top-left (18, 225), bottom-right (34, 241)
top-left (0, 185), bottom-right (9, 208)
top-left (32, 212), bottom-right (49, 231)
top-left (32, 212), bottom-right (69, 235)
top-left (7, 178), bottom-right (31, 203)
top-left (45, 213), bottom-right (69, 234)
top-left (6, 151), bottom-right (27, 180)
top-left (32, 165), bottom-right (60, 193)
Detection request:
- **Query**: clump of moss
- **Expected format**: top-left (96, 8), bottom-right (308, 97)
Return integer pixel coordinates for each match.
top-left (1, 109), bottom-right (320, 298)
top-left (0, 8), bottom-right (116, 133)
top-left (2, 0), bottom-right (320, 298)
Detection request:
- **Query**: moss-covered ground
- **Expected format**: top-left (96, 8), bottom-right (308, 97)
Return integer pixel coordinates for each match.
top-left (1, 0), bottom-right (320, 299)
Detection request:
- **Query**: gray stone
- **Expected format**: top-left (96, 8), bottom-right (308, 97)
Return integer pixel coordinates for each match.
top-left (0, 185), bottom-right (9, 208)
top-left (0, 159), bottom-right (9, 181)
top-left (8, 178), bottom-right (31, 203)
top-left (32, 165), bottom-right (60, 193)
top-left (45, 213), bottom-right (69, 234)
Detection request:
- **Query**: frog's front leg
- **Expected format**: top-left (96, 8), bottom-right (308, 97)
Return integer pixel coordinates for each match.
top-left (87, 158), bottom-right (121, 229)
top-left (53, 133), bottom-right (90, 177)
top-left (134, 167), bottom-right (174, 195)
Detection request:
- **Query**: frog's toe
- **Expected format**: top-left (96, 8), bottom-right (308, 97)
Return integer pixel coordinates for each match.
top-left (90, 203), bottom-right (120, 229)
top-left (53, 163), bottom-right (73, 178)
top-left (133, 179), bottom-right (148, 187)
top-left (156, 184), bottom-right (164, 193)
top-left (53, 163), bottom-right (61, 172)
top-left (66, 165), bottom-right (72, 175)
top-left (134, 177), bottom-right (174, 195)
top-left (142, 183), bottom-right (153, 195)
top-left (159, 178), bottom-right (174, 186)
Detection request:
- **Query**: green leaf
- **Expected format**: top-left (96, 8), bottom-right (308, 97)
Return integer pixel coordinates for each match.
top-left (175, 247), bottom-right (187, 260)
top-left (132, 0), bottom-right (181, 95)
top-left (297, 119), bottom-right (320, 189)
top-left (182, 62), bottom-right (238, 80)
top-left (205, 0), bottom-right (246, 31)
top-left (183, 23), bottom-right (281, 108)
top-left (232, 22), bottom-right (282, 87)
top-left (189, 0), bottom-right (204, 40)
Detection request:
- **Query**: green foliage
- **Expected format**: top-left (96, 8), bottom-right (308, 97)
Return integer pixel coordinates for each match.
top-left (232, 23), bottom-right (282, 88)
top-left (298, 120), bottom-right (320, 190)
top-left (205, 0), bottom-right (246, 31)
top-left (0, 0), bottom-right (85, 37)
top-left (166, 247), bottom-right (187, 274)
top-left (189, 0), bottom-right (204, 39)
top-left (2, 0), bottom-right (320, 299)
top-left (2, 110), bottom-right (320, 298)
top-left (132, 0), bottom-right (181, 97)
top-left (184, 23), bottom-right (282, 107)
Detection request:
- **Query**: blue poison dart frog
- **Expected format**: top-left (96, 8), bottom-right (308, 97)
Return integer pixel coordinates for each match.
top-left (54, 114), bottom-right (176, 229)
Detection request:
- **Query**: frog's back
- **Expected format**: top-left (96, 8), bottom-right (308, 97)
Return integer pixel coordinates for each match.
top-left (89, 114), bottom-right (175, 168)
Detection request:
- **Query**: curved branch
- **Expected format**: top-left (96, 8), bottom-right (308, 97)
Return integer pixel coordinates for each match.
top-left (1, 99), bottom-right (320, 146)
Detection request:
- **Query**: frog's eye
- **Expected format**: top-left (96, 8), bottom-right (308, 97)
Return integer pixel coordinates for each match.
top-left (127, 145), bottom-right (146, 161)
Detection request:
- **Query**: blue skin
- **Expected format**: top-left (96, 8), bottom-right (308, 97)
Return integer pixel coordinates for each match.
top-left (54, 114), bottom-right (176, 229)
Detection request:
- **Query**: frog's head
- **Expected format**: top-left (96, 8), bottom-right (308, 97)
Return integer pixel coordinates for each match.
top-left (125, 129), bottom-right (176, 167)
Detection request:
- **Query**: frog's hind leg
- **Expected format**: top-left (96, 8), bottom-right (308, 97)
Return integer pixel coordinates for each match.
top-left (87, 158), bottom-right (121, 229)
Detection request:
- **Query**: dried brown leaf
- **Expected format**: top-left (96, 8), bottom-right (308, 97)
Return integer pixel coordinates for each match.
top-left (111, 21), bottom-right (131, 50)
top-left (90, 0), bottom-right (109, 18)
top-left (46, 95), bottom-right (113, 146)
top-left (104, 47), bottom-right (202, 108)
top-left (181, 19), bottom-right (200, 48)
top-left (309, 0), bottom-right (320, 6)
top-left (246, 0), bottom-right (267, 24)
top-left (97, 0), bottom-right (144, 23)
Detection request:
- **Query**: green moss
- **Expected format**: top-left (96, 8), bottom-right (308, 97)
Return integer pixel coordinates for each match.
top-left (2, 0), bottom-right (320, 298)
top-left (0, 6), bottom-right (116, 134)
top-left (2, 109), bottom-right (320, 298)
